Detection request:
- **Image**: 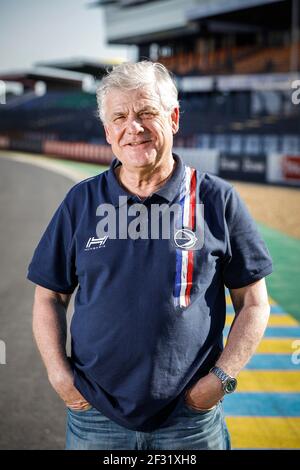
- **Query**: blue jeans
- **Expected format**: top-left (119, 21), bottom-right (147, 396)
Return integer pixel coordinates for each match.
top-left (65, 400), bottom-right (231, 450)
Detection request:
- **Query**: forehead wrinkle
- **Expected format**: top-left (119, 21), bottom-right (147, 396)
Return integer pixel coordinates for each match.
top-left (133, 92), bottom-right (162, 113)
top-left (136, 103), bottom-right (160, 113)
top-left (112, 109), bottom-right (128, 116)
top-left (110, 102), bottom-right (161, 118)
top-left (105, 87), bottom-right (164, 121)
top-left (108, 102), bottom-right (129, 119)
top-left (113, 87), bottom-right (161, 104)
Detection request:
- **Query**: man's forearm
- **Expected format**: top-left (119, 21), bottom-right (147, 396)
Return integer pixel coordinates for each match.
top-left (32, 291), bottom-right (71, 382)
top-left (185, 301), bottom-right (270, 410)
top-left (216, 302), bottom-right (270, 377)
top-left (32, 288), bottom-right (91, 409)
top-left (185, 279), bottom-right (271, 410)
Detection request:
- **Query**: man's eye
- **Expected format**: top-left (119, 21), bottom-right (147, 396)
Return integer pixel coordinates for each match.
top-left (140, 112), bottom-right (153, 118)
top-left (114, 116), bottom-right (125, 122)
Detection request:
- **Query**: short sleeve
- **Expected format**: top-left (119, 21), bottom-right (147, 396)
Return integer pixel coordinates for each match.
top-left (222, 187), bottom-right (273, 289)
top-left (27, 201), bottom-right (78, 294)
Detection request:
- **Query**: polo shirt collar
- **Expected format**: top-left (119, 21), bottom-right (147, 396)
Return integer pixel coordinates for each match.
top-left (106, 153), bottom-right (185, 207)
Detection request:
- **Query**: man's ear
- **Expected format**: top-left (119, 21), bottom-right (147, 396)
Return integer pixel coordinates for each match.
top-left (104, 126), bottom-right (112, 145)
top-left (170, 107), bottom-right (179, 134)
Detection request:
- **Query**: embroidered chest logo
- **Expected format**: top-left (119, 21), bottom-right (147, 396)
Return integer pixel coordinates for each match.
top-left (85, 236), bottom-right (108, 251)
top-left (174, 228), bottom-right (198, 249)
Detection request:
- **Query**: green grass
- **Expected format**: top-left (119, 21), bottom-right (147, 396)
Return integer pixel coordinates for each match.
top-left (258, 223), bottom-right (300, 321)
top-left (53, 159), bottom-right (109, 177)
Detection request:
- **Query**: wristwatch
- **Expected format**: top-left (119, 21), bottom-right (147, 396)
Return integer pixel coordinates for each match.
top-left (209, 366), bottom-right (237, 394)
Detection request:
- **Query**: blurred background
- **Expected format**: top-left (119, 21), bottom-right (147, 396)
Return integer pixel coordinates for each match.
top-left (0, 0), bottom-right (299, 450)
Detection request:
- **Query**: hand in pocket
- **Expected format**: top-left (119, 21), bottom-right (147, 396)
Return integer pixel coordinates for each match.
top-left (49, 369), bottom-right (91, 411)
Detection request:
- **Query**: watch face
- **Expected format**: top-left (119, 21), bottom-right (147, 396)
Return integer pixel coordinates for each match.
top-left (224, 378), bottom-right (237, 393)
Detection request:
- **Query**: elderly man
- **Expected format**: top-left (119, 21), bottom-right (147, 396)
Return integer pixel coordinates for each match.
top-left (27, 61), bottom-right (272, 450)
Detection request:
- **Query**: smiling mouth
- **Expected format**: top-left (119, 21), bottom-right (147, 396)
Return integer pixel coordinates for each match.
top-left (128, 140), bottom-right (152, 147)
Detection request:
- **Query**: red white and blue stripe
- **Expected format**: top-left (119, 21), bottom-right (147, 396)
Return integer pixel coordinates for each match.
top-left (173, 166), bottom-right (197, 308)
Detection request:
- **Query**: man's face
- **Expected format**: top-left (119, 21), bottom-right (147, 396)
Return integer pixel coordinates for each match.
top-left (103, 86), bottom-right (179, 169)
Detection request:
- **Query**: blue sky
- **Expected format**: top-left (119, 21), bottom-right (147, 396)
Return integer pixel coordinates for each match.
top-left (0, 0), bottom-right (136, 73)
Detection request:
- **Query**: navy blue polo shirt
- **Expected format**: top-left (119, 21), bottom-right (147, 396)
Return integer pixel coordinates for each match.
top-left (27, 154), bottom-right (273, 431)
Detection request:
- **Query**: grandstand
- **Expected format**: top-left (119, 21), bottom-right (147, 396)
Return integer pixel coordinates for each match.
top-left (93, 0), bottom-right (300, 183)
top-left (0, 64), bottom-right (110, 144)
top-left (96, 0), bottom-right (299, 74)
top-left (0, 0), bottom-right (299, 184)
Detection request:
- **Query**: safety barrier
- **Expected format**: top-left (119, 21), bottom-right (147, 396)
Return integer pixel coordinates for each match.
top-left (267, 153), bottom-right (300, 185)
top-left (0, 134), bottom-right (299, 186)
top-left (9, 138), bottom-right (43, 154)
top-left (0, 135), bottom-right (9, 149)
top-left (42, 140), bottom-right (113, 165)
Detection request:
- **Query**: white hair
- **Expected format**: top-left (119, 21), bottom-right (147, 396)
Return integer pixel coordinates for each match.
top-left (96, 61), bottom-right (179, 124)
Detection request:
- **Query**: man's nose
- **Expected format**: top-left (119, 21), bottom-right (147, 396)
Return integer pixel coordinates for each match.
top-left (127, 117), bottom-right (144, 133)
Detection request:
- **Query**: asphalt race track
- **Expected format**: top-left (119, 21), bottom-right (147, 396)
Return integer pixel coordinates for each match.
top-left (0, 156), bottom-right (74, 449)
